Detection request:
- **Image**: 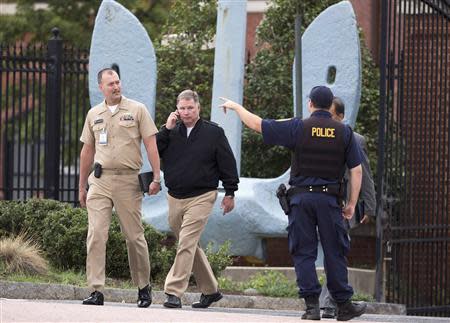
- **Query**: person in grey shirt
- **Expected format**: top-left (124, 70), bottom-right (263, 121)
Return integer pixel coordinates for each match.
top-left (320, 97), bottom-right (376, 319)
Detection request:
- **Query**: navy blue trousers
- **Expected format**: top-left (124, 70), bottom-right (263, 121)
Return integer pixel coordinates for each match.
top-left (287, 192), bottom-right (353, 303)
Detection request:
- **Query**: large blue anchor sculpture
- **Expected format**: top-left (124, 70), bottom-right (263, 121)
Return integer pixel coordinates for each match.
top-left (89, 0), bottom-right (361, 260)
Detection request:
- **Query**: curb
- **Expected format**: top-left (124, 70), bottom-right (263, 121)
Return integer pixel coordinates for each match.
top-left (0, 281), bottom-right (406, 315)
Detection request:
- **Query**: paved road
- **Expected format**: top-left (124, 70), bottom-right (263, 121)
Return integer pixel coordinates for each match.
top-left (1, 298), bottom-right (448, 323)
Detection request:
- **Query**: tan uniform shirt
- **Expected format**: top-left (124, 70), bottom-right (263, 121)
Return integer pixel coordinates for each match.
top-left (80, 96), bottom-right (158, 170)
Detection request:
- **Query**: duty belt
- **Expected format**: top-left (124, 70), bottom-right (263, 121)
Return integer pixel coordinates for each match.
top-left (287, 183), bottom-right (342, 198)
top-left (101, 169), bottom-right (139, 175)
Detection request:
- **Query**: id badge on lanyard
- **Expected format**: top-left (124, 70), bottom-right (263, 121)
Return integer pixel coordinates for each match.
top-left (99, 128), bottom-right (108, 145)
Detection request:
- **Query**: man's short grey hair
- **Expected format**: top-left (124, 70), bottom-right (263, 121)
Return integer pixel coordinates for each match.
top-left (97, 68), bottom-right (117, 84)
top-left (177, 89), bottom-right (200, 107)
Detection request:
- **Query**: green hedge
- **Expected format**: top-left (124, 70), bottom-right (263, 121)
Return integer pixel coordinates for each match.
top-left (0, 199), bottom-right (174, 281)
top-left (0, 199), bottom-right (229, 283)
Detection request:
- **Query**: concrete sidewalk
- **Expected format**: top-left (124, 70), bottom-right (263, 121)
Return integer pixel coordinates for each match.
top-left (2, 299), bottom-right (450, 323)
top-left (0, 281), bottom-right (404, 315)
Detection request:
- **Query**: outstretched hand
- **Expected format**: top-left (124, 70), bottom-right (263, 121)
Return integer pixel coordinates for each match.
top-left (219, 97), bottom-right (242, 114)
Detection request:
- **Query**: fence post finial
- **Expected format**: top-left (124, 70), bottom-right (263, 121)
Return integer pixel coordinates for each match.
top-left (51, 27), bottom-right (60, 40)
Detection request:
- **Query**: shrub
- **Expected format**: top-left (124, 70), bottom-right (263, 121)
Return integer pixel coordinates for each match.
top-left (22, 199), bottom-right (71, 241)
top-left (0, 234), bottom-right (48, 275)
top-left (0, 200), bottom-right (177, 282)
top-left (104, 219), bottom-right (175, 282)
top-left (40, 205), bottom-right (176, 282)
top-left (0, 201), bottom-right (27, 238)
top-left (205, 241), bottom-right (233, 278)
top-left (41, 207), bottom-right (88, 271)
top-left (0, 199), bottom-right (71, 244)
top-left (150, 245), bottom-right (176, 283)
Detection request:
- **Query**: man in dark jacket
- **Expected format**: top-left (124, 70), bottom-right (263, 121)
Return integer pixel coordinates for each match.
top-left (157, 89), bottom-right (239, 309)
top-left (320, 96), bottom-right (377, 319)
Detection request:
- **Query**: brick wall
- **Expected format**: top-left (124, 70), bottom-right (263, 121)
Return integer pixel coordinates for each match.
top-left (246, 12), bottom-right (264, 61)
top-left (234, 233), bottom-right (376, 268)
top-left (350, 0), bottom-right (381, 60)
top-left (244, 1), bottom-right (381, 63)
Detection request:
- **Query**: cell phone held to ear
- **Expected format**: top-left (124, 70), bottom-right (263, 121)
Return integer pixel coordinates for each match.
top-left (138, 172), bottom-right (161, 193)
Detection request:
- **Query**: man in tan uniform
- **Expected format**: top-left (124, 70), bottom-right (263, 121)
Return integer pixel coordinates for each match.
top-left (78, 68), bottom-right (160, 307)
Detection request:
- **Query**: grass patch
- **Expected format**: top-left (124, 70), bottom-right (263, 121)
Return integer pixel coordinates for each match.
top-left (0, 267), bottom-right (135, 290)
top-left (219, 270), bottom-right (375, 301)
top-left (219, 270), bottom-right (298, 298)
top-left (352, 292), bottom-right (375, 302)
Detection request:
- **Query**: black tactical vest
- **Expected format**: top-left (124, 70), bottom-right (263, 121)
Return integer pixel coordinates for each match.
top-left (290, 115), bottom-right (348, 181)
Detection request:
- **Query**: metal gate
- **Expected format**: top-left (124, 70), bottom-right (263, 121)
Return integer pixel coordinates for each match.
top-left (0, 29), bottom-right (89, 204)
top-left (377, 0), bottom-right (450, 316)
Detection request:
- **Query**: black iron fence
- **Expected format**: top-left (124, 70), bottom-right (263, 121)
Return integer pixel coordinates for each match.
top-left (0, 29), bottom-right (89, 204)
top-left (377, 0), bottom-right (450, 316)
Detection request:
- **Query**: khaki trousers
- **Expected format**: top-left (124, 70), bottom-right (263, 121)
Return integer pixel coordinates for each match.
top-left (164, 190), bottom-right (218, 297)
top-left (86, 172), bottom-right (150, 291)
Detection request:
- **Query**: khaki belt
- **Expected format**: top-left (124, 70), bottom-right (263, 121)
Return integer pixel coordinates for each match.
top-left (101, 169), bottom-right (139, 175)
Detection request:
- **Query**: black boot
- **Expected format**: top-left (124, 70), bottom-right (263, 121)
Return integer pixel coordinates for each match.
top-left (301, 295), bottom-right (320, 320)
top-left (336, 300), bottom-right (366, 321)
top-left (137, 284), bottom-right (152, 308)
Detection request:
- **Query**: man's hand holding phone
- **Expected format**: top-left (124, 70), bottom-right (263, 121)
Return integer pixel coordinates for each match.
top-left (165, 110), bottom-right (180, 130)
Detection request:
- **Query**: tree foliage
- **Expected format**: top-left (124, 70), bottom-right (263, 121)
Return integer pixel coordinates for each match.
top-left (242, 0), bottom-right (380, 177)
top-left (154, 0), bottom-right (217, 126)
top-left (1, 0), bottom-right (380, 178)
top-left (0, 0), bottom-right (172, 46)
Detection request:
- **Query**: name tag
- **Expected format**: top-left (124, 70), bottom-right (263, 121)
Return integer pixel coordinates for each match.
top-left (311, 127), bottom-right (335, 138)
top-left (99, 129), bottom-right (108, 145)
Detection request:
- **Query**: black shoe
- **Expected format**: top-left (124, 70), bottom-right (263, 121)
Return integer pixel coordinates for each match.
top-left (82, 291), bottom-right (104, 305)
top-left (301, 295), bottom-right (320, 320)
top-left (322, 307), bottom-right (336, 319)
top-left (336, 300), bottom-right (366, 321)
top-left (192, 291), bottom-right (223, 308)
top-left (137, 284), bottom-right (152, 308)
top-left (163, 294), bottom-right (182, 308)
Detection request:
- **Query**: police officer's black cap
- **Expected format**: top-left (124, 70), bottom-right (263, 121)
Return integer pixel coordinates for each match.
top-left (308, 85), bottom-right (334, 109)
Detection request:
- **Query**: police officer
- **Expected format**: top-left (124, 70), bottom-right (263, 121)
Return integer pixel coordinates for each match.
top-left (220, 86), bottom-right (367, 321)
top-left (78, 68), bottom-right (161, 307)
